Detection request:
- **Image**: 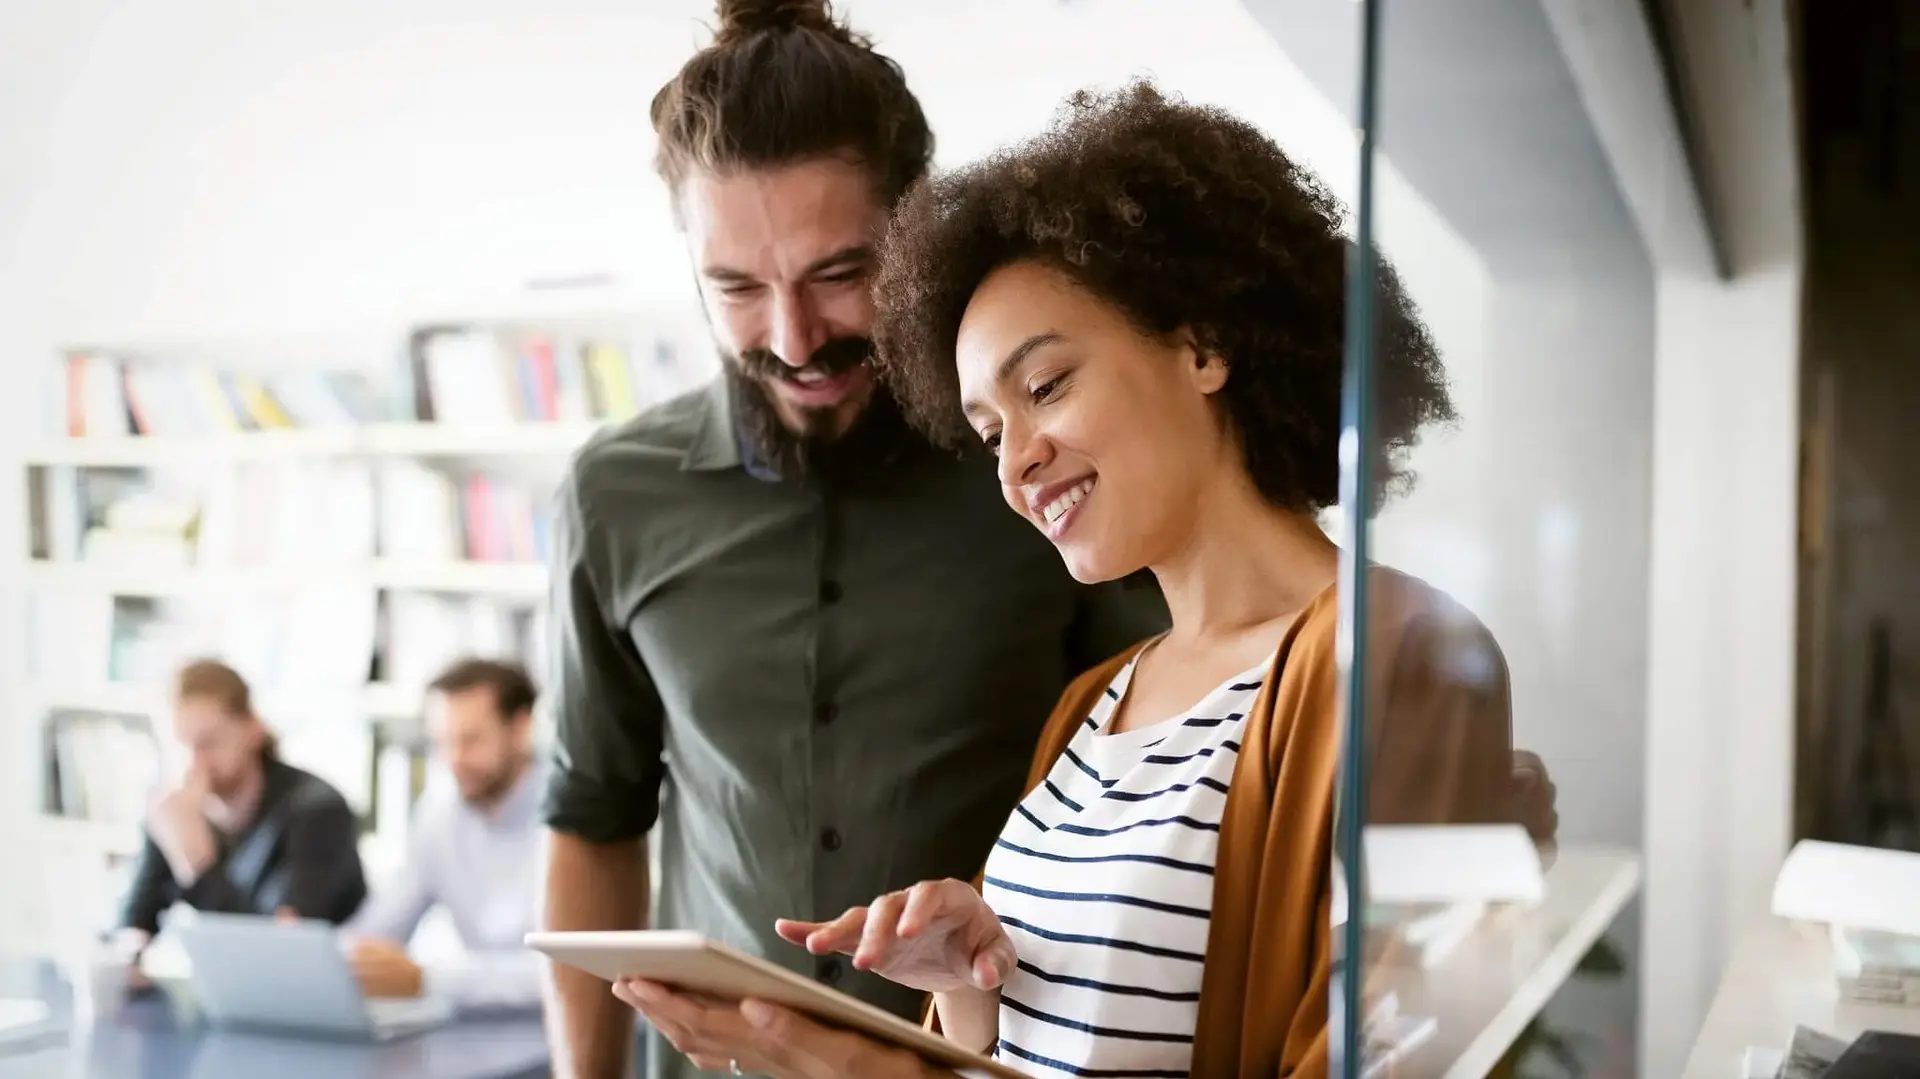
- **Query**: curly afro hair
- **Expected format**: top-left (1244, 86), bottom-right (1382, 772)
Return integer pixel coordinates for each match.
top-left (871, 80), bottom-right (1453, 512)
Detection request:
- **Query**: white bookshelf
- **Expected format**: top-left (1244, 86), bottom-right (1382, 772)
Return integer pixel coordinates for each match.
top-left (16, 306), bottom-right (712, 889)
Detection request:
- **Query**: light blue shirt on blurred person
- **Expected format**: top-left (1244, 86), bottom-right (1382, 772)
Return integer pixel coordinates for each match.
top-left (348, 762), bottom-right (546, 1013)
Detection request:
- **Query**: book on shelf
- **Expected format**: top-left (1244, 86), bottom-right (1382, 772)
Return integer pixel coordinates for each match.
top-left (378, 463), bottom-right (553, 565)
top-left (372, 729), bottom-right (433, 844)
top-left (30, 466), bottom-right (194, 564)
top-left (1831, 923), bottom-right (1920, 1007)
top-left (409, 325), bottom-right (693, 425)
top-left (34, 457), bottom-right (548, 572)
top-left (42, 710), bottom-right (162, 836)
top-left (59, 352), bottom-right (391, 438)
top-left (379, 592), bottom-right (548, 695)
top-left (26, 588), bottom-right (381, 708)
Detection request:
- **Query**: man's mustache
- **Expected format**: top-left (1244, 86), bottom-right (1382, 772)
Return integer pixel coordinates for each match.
top-left (735, 337), bottom-right (874, 383)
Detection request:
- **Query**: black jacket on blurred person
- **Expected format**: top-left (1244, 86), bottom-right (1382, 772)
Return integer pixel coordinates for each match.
top-left (118, 757), bottom-right (368, 935)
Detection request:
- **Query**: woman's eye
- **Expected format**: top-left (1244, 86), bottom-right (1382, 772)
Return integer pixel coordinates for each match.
top-left (982, 431), bottom-right (1003, 456)
top-left (1031, 376), bottom-right (1062, 403)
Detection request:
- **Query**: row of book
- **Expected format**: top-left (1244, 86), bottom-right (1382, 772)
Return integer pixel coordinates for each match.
top-left (1831, 923), bottom-right (1920, 1007)
top-left (28, 590), bottom-right (544, 701)
top-left (409, 326), bottom-right (698, 426)
top-left (377, 462), bottom-right (554, 565)
top-left (381, 593), bottom-right (549, 697)
top-left (62, 352), bottom-right (390, 438)
top-left (32, 462), bottom-right (554, 568)
top-left (56, 322), bottom-right (712, 439)
top-left (42, 711), bottom-right (161, 832)
top-left (29, 591), bottom-right (378, 696)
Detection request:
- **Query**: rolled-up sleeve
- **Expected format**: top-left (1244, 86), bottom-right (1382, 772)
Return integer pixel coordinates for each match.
top-left (539, 466), bottom-right (666, 843)
top-left (1365, 609), bottom-right (1515, 827)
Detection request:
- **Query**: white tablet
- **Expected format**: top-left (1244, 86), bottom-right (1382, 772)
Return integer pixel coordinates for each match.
top-left (524, 930), bottom-right (1025, 1079)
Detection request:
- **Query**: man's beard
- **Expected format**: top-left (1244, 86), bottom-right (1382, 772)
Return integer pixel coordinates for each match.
top-left (460, 757), bottom-right (524, 809)
top-left (726, 336), bottom-right (922, 484)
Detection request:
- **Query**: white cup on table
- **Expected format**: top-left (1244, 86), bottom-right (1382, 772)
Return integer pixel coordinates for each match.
top-left (63, 938), bottom-right (137, 1029)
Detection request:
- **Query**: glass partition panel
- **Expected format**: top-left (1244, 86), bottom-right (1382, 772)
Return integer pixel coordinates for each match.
top-left (1324, 2), bottom-right (1653, 1075)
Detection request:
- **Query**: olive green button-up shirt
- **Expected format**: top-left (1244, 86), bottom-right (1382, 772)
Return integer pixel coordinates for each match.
top-left (541, 377), bottom-right (1167, 1072)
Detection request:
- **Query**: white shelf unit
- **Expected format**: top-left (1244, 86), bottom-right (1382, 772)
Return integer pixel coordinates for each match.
top-left (16, 306), bottom-right (712, 877)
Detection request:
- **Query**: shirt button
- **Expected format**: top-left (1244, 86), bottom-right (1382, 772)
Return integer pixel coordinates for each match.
top-left (819, 579), bottom-right (843, 605)
top-left (820, 827), bottom-right (843, 852)
top-left (816, 956), bottom-right (843, 985)
top-left (814, 700), bottom-right (838, 726)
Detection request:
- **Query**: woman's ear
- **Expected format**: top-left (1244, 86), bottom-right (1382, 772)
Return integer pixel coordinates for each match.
top-left (1174, 326), bottom-right (1229, 395)
top-left (1194, 350), bottom-right (1229, 394)
top-left (1175, 332), bottom-right (1221, 399)
top-left (1159, 328), bottom-right (1221, 395)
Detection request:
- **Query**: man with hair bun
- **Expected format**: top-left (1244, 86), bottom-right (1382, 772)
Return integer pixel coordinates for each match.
top-left (538, 4), bottom-right (1166, 1076)
top-left (538, 3), bottom-right (1558, 1077)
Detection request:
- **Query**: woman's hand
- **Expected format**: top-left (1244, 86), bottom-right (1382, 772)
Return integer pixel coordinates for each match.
top-left (775, 879), bottom-right (1015, 993)
top-left (611, 978), bottom-right (946, 1078)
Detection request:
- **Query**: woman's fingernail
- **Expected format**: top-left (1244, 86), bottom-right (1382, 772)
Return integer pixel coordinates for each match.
top-left (741, 1000), bottom-right (775, 1028)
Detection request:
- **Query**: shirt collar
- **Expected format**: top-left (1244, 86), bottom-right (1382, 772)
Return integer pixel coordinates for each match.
top-left (484, 759), bottom-right (545, 830)
top-left (682, 375), bottom-right (781, 482)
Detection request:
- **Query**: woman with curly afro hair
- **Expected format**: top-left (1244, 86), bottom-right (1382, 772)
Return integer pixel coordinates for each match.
top-left (636, 81), bottom-right (1522, 1079)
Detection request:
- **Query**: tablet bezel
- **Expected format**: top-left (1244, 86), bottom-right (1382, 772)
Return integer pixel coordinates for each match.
top-left (524, 930), bottom-right (1026, 1079)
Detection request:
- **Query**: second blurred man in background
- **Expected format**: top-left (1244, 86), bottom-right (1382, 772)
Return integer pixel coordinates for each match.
top-left (346, 658), bottom-right (547, 1013)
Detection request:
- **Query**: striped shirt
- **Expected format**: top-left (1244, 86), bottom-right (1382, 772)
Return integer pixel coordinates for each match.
top-left (980, 657), bottom-right (1267, 1078)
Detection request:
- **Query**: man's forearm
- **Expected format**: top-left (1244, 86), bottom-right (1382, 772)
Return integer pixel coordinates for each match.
top-left (543, 830), bottom-right (647, 1079)
top-left (427, 948), bottom-right (546, 1014)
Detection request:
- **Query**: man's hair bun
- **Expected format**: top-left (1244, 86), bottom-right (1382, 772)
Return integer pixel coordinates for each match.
top-left (714, 0), bottom-right (835, 45)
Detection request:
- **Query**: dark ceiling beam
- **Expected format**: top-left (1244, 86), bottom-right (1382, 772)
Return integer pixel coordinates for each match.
top-left (1637, 0), bottom-right (1734, 280)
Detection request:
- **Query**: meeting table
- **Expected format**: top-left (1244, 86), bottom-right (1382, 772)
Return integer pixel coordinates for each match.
top-left (0, 959), bottom-right (550, 1079)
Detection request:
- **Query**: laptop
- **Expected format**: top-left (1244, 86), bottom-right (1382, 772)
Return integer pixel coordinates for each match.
top-left (175, 912), bottom-right (451, 1041)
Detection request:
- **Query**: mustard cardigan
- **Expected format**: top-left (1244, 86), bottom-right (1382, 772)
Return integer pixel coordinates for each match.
top-left (941, 569), bottom-right (1513, 1079)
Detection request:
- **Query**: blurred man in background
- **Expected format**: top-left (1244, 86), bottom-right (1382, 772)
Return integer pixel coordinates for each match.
top-left (345, 658), bottom-right (546, 1013)
top-left (118, 659), bottom-right (367, 958)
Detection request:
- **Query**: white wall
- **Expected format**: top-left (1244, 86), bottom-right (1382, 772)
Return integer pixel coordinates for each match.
top-left (1543, 2), bottom-right (1804, 1075)
top-left (0, 0), bottom-right (1487, 952)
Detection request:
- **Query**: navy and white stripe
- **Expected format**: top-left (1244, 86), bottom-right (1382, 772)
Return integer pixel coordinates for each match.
top-left (980, 657), bottom-right (1267, 1078)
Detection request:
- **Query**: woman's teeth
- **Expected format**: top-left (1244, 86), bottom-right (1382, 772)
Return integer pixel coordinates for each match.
top-left (1043, 479), bottom-right (1096, 524)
